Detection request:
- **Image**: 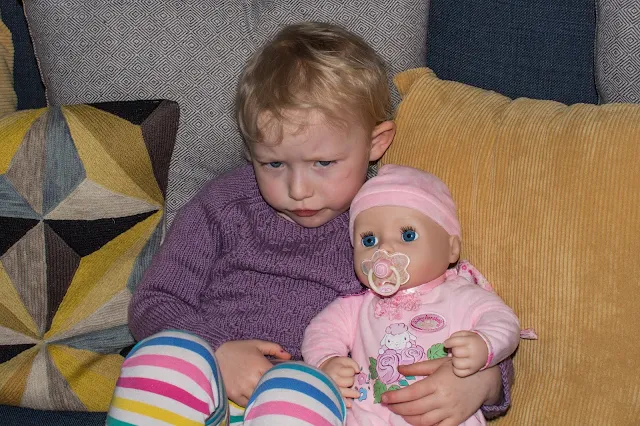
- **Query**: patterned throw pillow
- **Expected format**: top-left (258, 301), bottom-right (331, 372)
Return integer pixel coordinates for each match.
top-left (596, 0), bottom-right (640, 103)
top-left (0, 100), bottom-right (178, 411)
top-left (22, 0), bottom-right (430, 225)
top-left (0, 16), bottom-right (17, 116)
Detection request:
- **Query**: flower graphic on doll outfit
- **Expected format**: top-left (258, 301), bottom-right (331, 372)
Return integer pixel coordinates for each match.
top-left (376, 323), bottom-right (426, 385)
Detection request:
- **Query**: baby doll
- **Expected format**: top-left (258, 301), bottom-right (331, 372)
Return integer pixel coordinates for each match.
top-left (302, 164), bottom-right (521, 426)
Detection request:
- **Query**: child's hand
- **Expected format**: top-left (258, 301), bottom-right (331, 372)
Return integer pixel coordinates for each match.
top-left (443, 331), bottom-right (488, 377)
top-left (319, 356), bottom-right (360, 407)
top-left (382, 357), bottom-right (501, 426)
top-left (215, 339), bottom-right (291, 406)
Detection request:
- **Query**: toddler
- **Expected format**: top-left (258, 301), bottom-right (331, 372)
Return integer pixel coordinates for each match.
top-left (106, 22), bottom-right (511, 426)
top-left (302, 165), bottom-right (521, 425)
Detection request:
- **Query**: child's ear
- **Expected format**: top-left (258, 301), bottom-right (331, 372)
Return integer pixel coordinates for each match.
top-left (369, 120), bottom-right (396, 162)
top-left (448, 235), bottom-right (461, 263)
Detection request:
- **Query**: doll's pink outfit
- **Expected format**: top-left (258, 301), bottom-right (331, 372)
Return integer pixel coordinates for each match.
top-left (302, 269), bottom-right (520, 426)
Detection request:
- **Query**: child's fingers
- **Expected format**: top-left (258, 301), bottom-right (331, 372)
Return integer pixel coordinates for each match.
top-left (253, 340), bottom-right (291, 359)
top-left (341, 387), bottom-right (360, 400)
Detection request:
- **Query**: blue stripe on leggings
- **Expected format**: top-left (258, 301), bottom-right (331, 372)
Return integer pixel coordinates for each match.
top-left (127, 334), bottom-right (219, 383)
top-left (269, 362), bottom-right (345, 418)
top-left (250, 377), bottom-right (343, 421)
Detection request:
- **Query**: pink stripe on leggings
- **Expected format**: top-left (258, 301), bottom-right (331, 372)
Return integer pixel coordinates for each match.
top-left (123, 354), bottom-right (215, 404)
top-left (116, 376), bottom-right (210, 415)
top-left (245, 401), bottom-right (337, 426)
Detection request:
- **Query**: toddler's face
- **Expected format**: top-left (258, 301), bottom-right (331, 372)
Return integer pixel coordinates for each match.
top-left (249, 109), bottom-right (379, 227)
top-left (353, 205), bottom-right (460, 290)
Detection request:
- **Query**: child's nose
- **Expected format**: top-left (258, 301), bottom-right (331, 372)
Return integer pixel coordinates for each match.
top-left (289, 173), bottom-right (313, 201)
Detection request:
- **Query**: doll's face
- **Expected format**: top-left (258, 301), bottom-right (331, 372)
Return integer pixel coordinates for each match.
top-left (353, 205), bottom-right (461, 291)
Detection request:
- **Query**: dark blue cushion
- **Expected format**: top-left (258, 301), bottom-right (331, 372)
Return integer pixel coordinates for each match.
top-left (425, 0), bottom-right (598, 105)
top-left (0, 405), bottom-right (106, 425)
top-left (0, 0), bottom-right (46, 109)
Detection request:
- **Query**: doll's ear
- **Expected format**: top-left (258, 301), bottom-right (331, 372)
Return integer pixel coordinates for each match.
top-left (448, 235), bottom-right (461, 263)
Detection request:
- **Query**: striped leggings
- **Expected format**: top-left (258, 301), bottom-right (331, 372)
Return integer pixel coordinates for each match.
top-left (106, 330), bottom-right (346, 425)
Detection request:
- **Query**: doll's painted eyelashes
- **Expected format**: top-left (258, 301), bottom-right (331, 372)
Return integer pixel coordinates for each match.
top-left (360, 232), bottom-right (377, 247)
top-left (401, 226), bottom-right (419, 242)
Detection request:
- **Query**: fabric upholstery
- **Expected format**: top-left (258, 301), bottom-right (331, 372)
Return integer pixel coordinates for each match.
top-left (382, 67), bottom-right (640, 424)
top-left (425, 0), bottom-right (598, 105)
top-left (0, 15), bottom-right (17, 116)
top-left (596, 0), bottom-right (640, 103)
top-left (23, 0), bottom-right (431, 225)
top-left (0, 100), bottom-right (178, 411)
top-left (0, 0), bottom-right (46, 110)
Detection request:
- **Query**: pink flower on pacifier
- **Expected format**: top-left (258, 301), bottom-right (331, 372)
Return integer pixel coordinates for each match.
top-left (361, 249), bottom-right (410, 297)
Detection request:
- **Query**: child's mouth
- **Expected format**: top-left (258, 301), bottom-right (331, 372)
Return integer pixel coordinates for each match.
top-left (292, 209), bottom-right (319, 217)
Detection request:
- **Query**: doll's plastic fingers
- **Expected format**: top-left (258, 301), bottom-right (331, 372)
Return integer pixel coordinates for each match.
top-left (443, 335), bottom-right (471, 349)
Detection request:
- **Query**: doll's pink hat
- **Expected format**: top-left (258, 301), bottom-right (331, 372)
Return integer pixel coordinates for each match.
top-left (349, 164), bottom-right (461, 244)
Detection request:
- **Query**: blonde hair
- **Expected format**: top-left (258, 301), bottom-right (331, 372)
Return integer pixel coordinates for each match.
top-left (236, 22), bottom-right (390, 145)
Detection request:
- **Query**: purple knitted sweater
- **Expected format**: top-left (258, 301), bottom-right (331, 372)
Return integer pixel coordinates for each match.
top-left (129, 164), bottom-right (512, 416)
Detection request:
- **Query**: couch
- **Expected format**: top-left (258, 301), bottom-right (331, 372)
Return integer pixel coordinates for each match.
top-left (1, 0), bottom-right (639, 425)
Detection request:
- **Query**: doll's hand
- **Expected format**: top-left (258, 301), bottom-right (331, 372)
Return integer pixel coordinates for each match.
top-left (443, 331), bottom-right (488, 377)
top-left (215, 339), bottom-right (291, 406)
top-left (319, 356), bottom-right (361, 408)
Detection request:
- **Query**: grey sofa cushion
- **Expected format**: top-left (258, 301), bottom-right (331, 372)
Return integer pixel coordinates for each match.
top-left (596, 0), bottom-right (640, 103)
top-left (24, 1), bottom-right (430, 224)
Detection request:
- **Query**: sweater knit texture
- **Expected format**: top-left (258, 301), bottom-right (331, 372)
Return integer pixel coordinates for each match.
top-left (128, 164), bottom-right (363, 359)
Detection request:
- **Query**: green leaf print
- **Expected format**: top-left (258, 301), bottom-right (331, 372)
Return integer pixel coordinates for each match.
top-left (369, 357), bottom-right (378, 380)
top-left (373, 380), bottom-right (387, 404)
top-left (427, 343), bottom-right (448, 360)
top-left (388, 385), bottom-right (401, 391)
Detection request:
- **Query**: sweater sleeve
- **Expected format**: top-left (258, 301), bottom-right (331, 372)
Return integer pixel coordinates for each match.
top-left (128, 194), bottom-right (231, 350)
top-left (301, 295), bottom-right (363, 368)
top-left (481, 357), bottom-right (514, 419)
top-left (457, 283), bottom-right (521, 369)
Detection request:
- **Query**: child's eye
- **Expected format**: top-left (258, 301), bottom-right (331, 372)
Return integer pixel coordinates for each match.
top-left (315, 160), bottom-right (334, 167)
top-left (360, 232), bottom-right (378, 248)
top-left (401, 227), bottom-right (419, 242)
top-left (266, 162), bottom-right (283, 168)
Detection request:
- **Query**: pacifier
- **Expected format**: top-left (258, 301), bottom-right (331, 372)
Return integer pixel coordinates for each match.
top-left (361, 249), bottom-right (410, 296)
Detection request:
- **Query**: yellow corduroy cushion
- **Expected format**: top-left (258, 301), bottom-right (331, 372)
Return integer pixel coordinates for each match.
top-left (383, 67), bottom-right (640, 424)
top-left (0, 17), bottom-right (17, 117)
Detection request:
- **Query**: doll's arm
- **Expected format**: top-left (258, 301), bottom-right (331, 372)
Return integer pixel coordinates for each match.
top-left (445, 284), bottom-right (520, 376)
top-left (301, 295), bottom-right (362, 368)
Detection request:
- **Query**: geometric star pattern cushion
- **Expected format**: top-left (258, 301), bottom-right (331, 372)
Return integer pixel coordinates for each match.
top-left (22, 0), bottom-right (430, 225)
top-left (0, 100), bottom-right (178, 411)
top-left (0, 15), bottom-right (17, 116)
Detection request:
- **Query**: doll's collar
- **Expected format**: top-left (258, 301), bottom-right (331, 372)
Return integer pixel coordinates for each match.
top-left (400, 268), bottom-right (457, 296)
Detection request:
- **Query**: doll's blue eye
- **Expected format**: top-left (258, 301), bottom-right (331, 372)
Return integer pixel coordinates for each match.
top-left (402, 228), bottom-right (418, 242)
top-left (361, 234), bottom-right (377, 247)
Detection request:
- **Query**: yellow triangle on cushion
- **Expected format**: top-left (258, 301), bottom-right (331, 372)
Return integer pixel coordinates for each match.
top-left (61, 105), bottom-right (164, 206)
top-left (47, 345), bottom-right (123, 411)
top-left (0, 262), bottom-right (39, 339)
top-left (46, 211), bottom-right (162, 337)
top-left (45, 179), bottom-right (161, 220)
top-left (0, 345), bottom-right (38, 405)
top-left (0, 109), bottom-right (46, 173)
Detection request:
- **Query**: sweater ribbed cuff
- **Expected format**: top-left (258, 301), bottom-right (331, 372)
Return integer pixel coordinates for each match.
top-left (480, 357), bottom-right (513, 419)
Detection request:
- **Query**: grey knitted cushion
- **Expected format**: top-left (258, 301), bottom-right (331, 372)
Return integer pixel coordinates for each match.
top-left (596, 0), bottom-right (640, 103)
top-left (24, 1), bottom-right (430, 224)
